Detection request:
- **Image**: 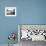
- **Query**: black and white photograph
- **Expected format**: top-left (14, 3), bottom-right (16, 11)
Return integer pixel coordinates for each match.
top-left (18, 25), bottom-right (46, 46)
top-left (5, 7), bottom-right (16, 16)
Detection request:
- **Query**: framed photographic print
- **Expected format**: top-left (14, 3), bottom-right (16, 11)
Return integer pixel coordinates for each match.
top-left (5, 7), bottom-right (16, 16)
top-left (18, 24), bottom-right (46, 42)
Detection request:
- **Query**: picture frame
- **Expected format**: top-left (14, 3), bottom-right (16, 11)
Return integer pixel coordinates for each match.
top-left (18, 24), bottom-right (46, 42)
top-left (5, 7), bottom-right (16, 16)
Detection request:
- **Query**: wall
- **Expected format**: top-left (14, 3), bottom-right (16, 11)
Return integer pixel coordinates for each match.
top-left (0, 0), bottom-right (46, 44)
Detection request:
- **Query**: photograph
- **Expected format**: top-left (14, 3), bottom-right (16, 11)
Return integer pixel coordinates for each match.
top-left (18, 24), bottom-right (46, 46)
top-left (5, 7), bottom-right (16, 16)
